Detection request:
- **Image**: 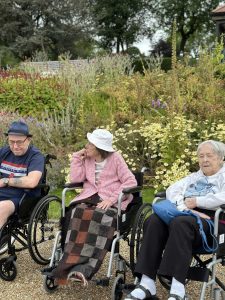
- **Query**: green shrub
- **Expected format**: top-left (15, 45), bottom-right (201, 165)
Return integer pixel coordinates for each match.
top-left (104, 115), bottom-right (225, 192)
top-left (161, 57), bottom-right (172, 71)
top-left (0, 46), bottom-right (20, 68)
top-left (0, 71), bottom-right (68, 116)
top-left (2, 48), bottom-right (225, 191)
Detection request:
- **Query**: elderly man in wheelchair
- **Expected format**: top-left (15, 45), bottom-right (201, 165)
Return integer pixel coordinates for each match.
top-left (0, 120), bottom-right (44, 236)
top-left (43, 128), bottom-right (137, 288)
top-left (0, 121), bottom-right (62, 281)
top-left (126, 140), bottom-right (225, 300)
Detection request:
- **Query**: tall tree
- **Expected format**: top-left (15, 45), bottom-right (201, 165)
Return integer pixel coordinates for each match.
top-left (89, 0), bottom-right (149, 53)
top-left (0, 0), bottom-right (93, 60)
top-left (148, 0), bottom-right (220, 55)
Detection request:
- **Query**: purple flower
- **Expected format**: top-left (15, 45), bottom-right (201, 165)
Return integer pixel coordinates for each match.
top-left (151, 99), bottom-right (167, 110)
top-left (152, 100), bottom-right (156, 108)
top-left (156, 99), bottom-right (161, 107)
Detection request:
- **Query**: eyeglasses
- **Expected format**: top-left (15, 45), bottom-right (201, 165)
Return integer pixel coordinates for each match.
top-left (198, 153), bottom-right (216, 159)
top-left (8, 137), bottom-right (28, 146)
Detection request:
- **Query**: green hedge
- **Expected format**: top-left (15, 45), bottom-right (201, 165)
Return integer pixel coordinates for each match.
top-left (0, 72), bottom-right (68, 116)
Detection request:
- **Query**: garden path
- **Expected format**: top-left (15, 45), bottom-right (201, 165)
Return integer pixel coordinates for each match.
top-left (0, 242), bottom-right (217, 300)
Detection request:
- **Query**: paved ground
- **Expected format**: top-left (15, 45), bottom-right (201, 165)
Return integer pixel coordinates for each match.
top-left (0, 243), bottom-right (223, 300)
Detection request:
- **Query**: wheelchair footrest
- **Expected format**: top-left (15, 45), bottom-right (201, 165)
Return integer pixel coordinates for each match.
top-left (123, 283), bottom-right (136, 290)
top-left (0, 255), bottom-right (17, 264)
top-left (95, 278), bottom-right (110, 286)
top-left (187, 266), bottom-right (210, 282)
top-left (8, 255), bottom-right (17, 262)
top-left (41, 266), bottom-right (56, 276)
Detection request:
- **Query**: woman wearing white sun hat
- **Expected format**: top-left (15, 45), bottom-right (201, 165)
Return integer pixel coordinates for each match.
top-left (51, 128), bottom-right (137, 286)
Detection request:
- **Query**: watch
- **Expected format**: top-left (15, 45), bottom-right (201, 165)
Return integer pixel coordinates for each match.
top-left (2, 178), bottom-right (9, 187)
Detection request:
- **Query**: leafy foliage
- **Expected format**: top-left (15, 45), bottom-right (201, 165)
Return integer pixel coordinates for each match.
top-left (0, 71), bottom-right (67, 115)
top-left (62, 115), bottom-right (225, 191)
top-left (2, 45), bottom-right (225, 189)
top-left (147, 0), bottom-right (220, 54)
top-left (87, 0), bottom-right (150, 52)
top-left (0, 0), bottom-right (93, 60)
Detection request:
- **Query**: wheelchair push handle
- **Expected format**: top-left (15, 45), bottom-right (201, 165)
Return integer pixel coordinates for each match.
top-left (122, 186), bottom-right (142, 194)
top-left (155, 191), bottom-right (166, 198)
top-left (45, 154), bottom-right (57, 167)
top-left (220, 204), bottom-right (225, 210)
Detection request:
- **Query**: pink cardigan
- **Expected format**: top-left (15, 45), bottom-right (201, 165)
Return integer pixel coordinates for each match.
top-left (70, 151), bottom-right (137, 210)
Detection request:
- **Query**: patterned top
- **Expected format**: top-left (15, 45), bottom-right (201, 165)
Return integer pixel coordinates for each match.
top-left (0, 145), bottom-right (44, 200)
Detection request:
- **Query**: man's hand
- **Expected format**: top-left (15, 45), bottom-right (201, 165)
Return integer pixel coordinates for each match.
top-left (97, 199), bottom-right (112, 210)
top-left (184, 197), bottom-right (197, 209)
top-left (0, 179), bottom-right (6, 188)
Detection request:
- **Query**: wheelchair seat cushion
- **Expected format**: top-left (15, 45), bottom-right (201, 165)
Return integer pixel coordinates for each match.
top-left (17, 196), bottom-right (41, 220)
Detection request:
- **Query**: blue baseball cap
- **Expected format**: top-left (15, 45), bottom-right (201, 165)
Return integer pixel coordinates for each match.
top-left (5, 121), bottom-right (32, 137)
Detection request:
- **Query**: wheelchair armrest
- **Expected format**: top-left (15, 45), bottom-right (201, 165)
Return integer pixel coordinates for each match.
top-left (155, 191), bottom-right (166, 198)
top-left (36, 183), bottom-right (49, 189)
top-left (122, 186), bottom-right (142, 194)
top-left (23, 183), bottom-right (49, 192)
top-left (64, 182), bottom-right (83, 189)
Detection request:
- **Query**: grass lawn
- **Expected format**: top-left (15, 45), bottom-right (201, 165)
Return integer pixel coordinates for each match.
top-left (142, 188), bottom-right (155, 203)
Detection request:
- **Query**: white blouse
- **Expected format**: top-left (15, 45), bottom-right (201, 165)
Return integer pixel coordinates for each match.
top-left (95, 159), bottom-right (106, 185)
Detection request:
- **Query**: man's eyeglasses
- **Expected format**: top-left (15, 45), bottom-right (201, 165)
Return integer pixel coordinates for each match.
top-left (8, 137), bottom-right (28, 146)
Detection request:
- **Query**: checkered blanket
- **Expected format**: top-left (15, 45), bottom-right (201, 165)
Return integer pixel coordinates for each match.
top-left (52, 202), bottom-right (117, 284)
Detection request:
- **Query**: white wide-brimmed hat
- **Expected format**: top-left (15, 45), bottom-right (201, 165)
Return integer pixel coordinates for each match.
top-left (87, 129), bottom-right (115, 152)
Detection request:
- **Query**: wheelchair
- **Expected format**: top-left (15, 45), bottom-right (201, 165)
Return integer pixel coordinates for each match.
top-left (127, 191), bottom-right (225, 300)
top-left (0, 154), bottom-right (62, 281)
top-left (109, 201), bottom-right (152, 300)
top-left (42, 168), bottom-right (150, 295)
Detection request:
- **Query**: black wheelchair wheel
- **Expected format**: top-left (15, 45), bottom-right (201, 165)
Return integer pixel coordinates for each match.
top-left (130, 203), bottom-right (152, 274)
top-left (111, 274), bottom-right (125, 300)
top-left (27, 195), bottom-right (62, 265)
top-left (43, 275), bottom-right (58, 292)
top-left (0, 257), bottom-right (17, 281)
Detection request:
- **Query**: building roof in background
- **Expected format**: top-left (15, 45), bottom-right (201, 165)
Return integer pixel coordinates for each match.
top-left (212, 4), bottom-right (225, 15)
top-left (20, 59), bottom-right (88, 74)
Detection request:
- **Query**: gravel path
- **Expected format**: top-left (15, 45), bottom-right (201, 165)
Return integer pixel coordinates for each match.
top-left (0, 244), bottom-right (222, 300)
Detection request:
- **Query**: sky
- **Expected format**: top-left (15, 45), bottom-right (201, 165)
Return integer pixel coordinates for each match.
top-left (134, 30), bottom-right (166, 55)
top-left (134, 37), bottom-right (151, 55)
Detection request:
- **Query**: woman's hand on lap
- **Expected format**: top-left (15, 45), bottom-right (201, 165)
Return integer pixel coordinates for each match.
top-left (97, 199), bottom-right (112, 210)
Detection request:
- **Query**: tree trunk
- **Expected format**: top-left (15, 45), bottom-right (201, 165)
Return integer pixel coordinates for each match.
top-left (121, 41), bottom-right (124, 52)
top-left (116, 37), bottom-right (120, 53)
top-left (179, 34), bottom-right (188, 56)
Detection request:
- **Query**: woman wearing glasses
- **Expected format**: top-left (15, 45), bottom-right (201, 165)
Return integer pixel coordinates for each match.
top-left (126, 140), bottom-right (225, 300)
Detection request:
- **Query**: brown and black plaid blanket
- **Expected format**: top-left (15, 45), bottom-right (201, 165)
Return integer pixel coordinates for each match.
top-left (52, 201), bottom-right (117, 284)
